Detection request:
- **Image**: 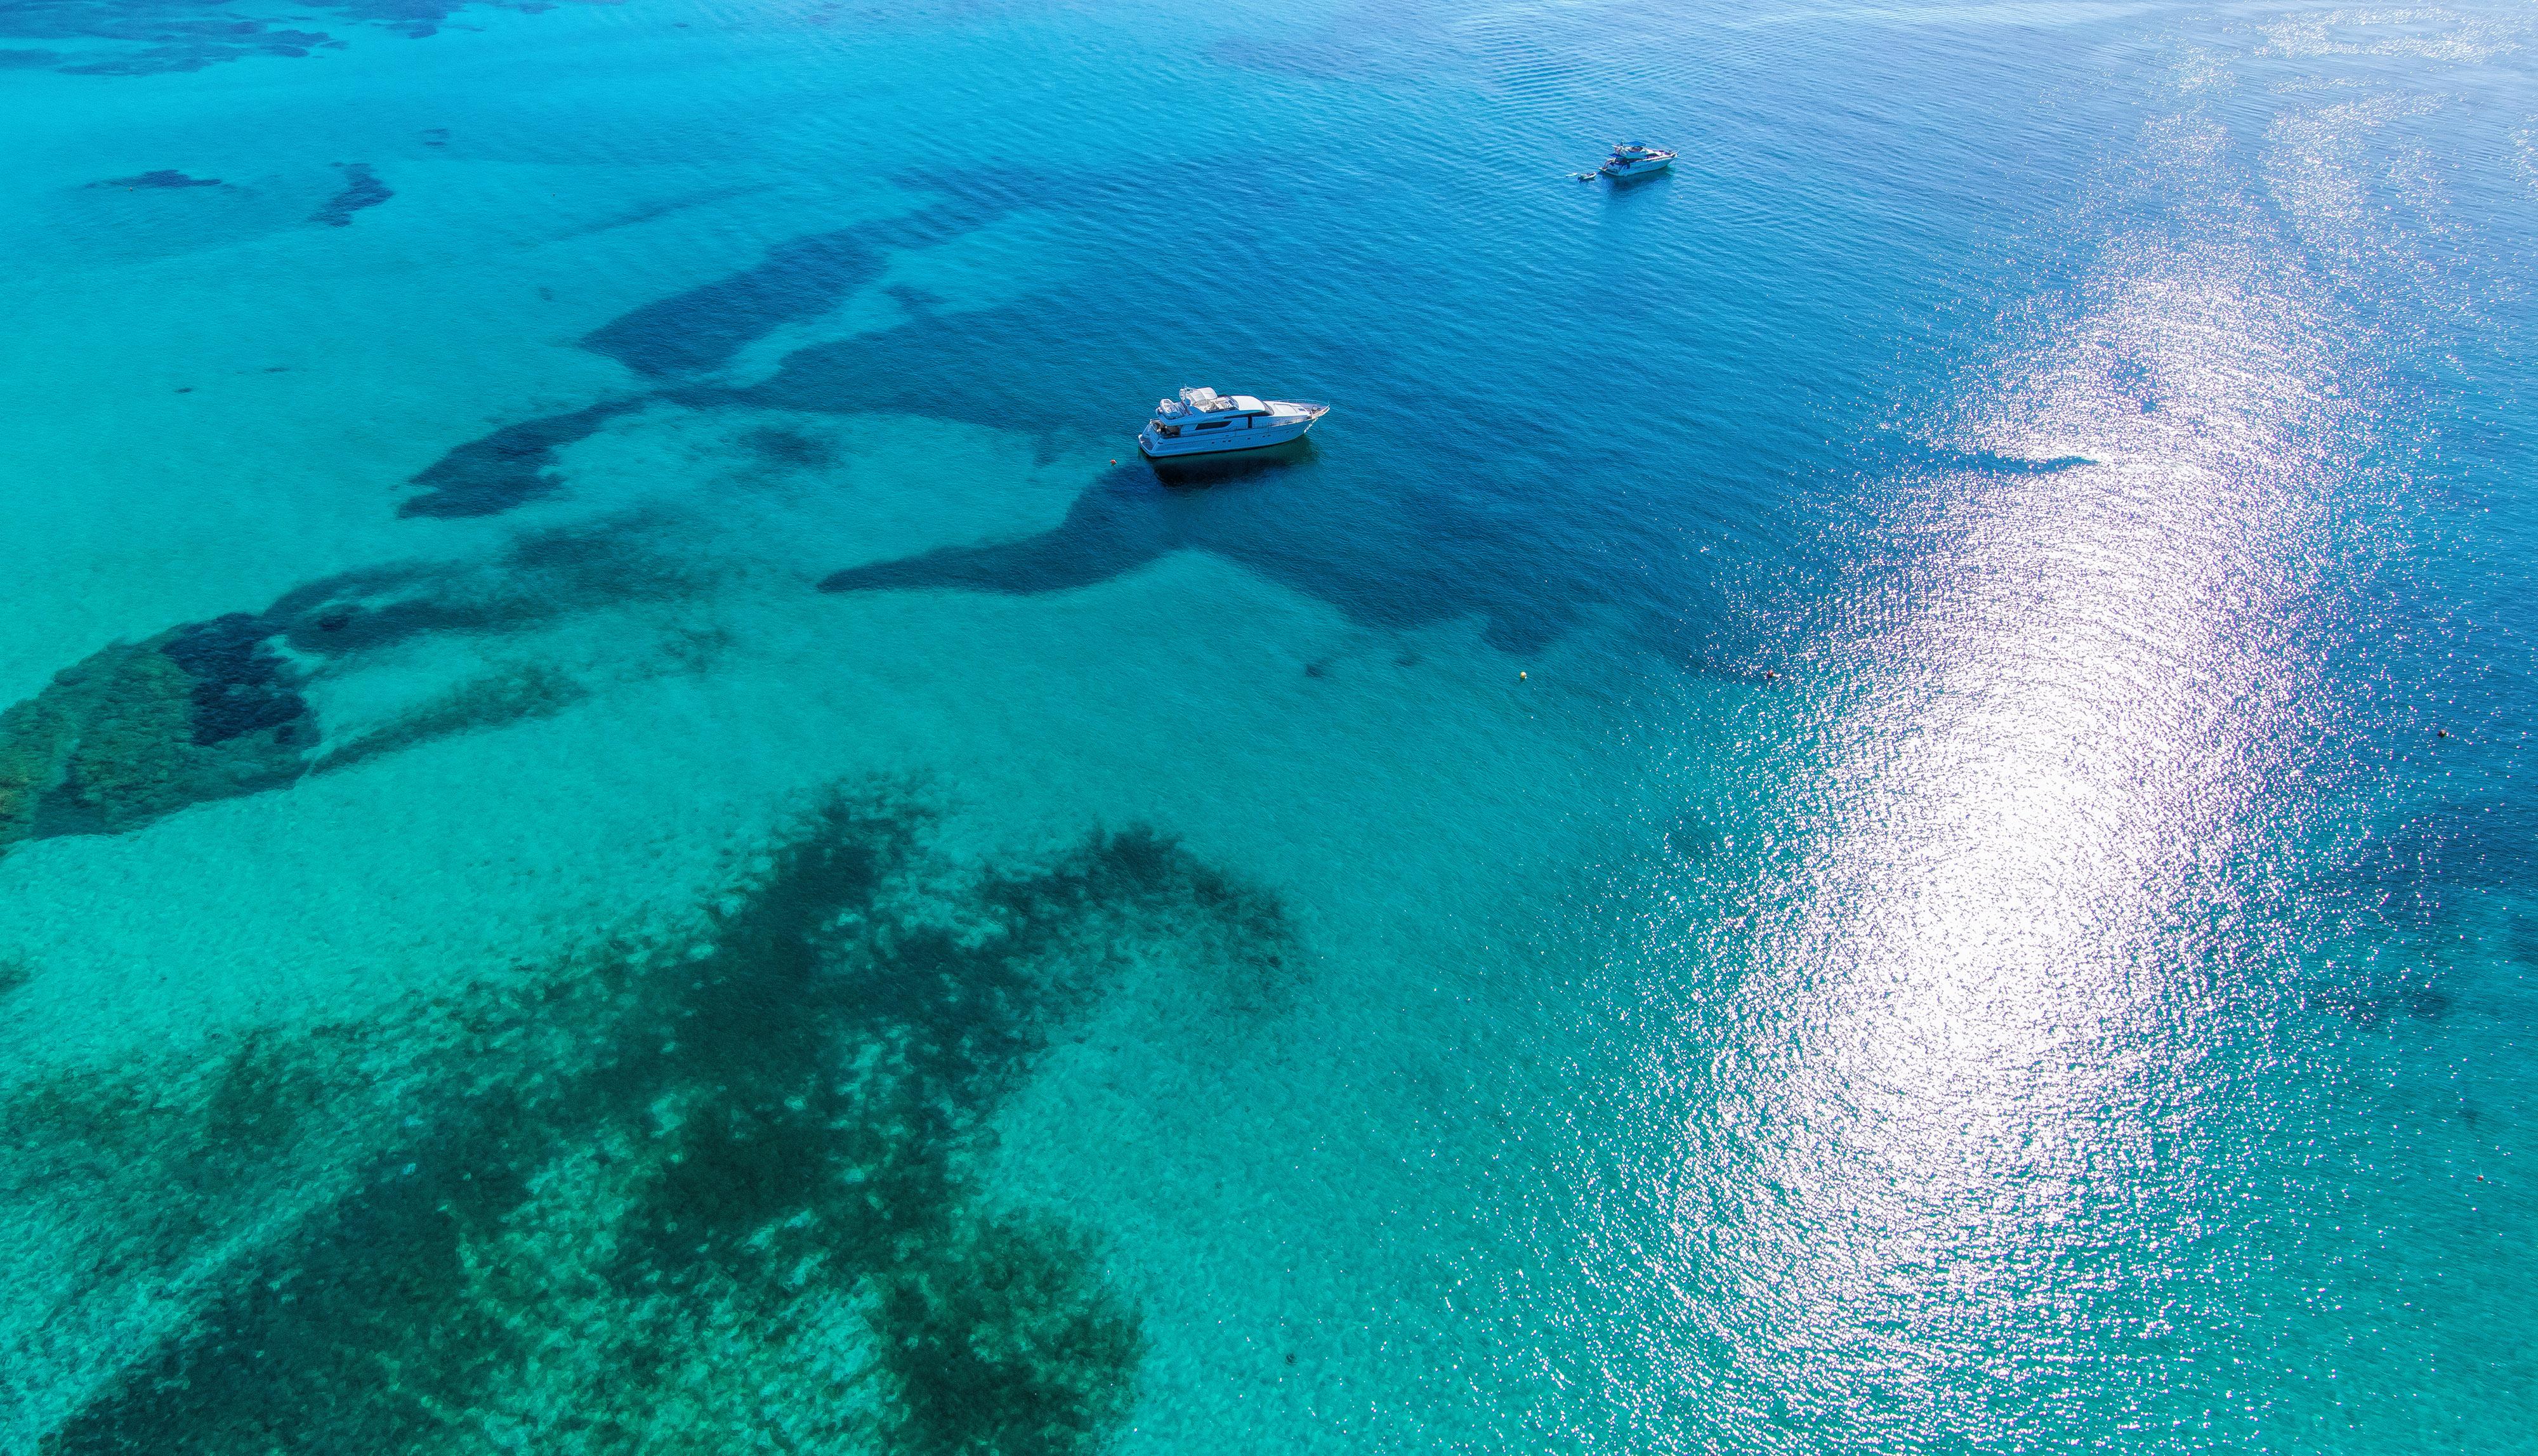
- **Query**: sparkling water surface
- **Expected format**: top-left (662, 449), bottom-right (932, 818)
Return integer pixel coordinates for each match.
top-left (2, 0), bottom-right (2533, 1450)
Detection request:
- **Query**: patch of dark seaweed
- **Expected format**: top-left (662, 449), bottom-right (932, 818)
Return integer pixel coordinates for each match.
top-left (160, 612), bottom-right (310, 746)
top-left (978, 823), bottom-right (1298, 1016)
top-left (2303, 975), bottom-right (2455, 1029)
top-left (742, 423), bottom-right (836, 470)
top-left (89, 169), bottom-right (222, 188)
top-left (271, 516), bottom-right (711, 655)
top-left (383, 206), bottom-right (988, 520)
top-left (47, 32), bottom-right (339, 76)
top-left (1664, 812), bottom-right (1728, 863)
top-left (0, 956), bottom-right (26, 996)
top-left (582, 229), bottom-right (892, 378)
top-left (3, 626), bottom-right (312, 850)
top-left (398, 398), bottom-right (643, 517)
top-left (0, 1026), bottom-right (362, 1273)
top-left (311, 662), bottom-right (589, 776)
top-left (548, 182), bottom-right (769, 243)
top-left (0, 517), bottom-right (717, 852)
top-left (878, 1209), bottom-right (1144, 1456)
top-left (36, 1103), bottom-right (542, 1452)
top-left (308, 162), bottom-right (391, 226)
top-left (0, 0), bottom-right (542, 74)
top-left (41, 791), bottom-right (1308, 1452)
top-left (577, 205), bottom-right (980, 379)
top-left (0, 1028), bottom-right (342, 1170)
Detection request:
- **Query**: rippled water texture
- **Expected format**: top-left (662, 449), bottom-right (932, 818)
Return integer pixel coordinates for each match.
top-left (3, 0), bottom-right (2534, 1451)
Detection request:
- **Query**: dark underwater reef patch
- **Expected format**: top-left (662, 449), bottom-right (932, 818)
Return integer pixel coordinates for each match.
top-left (27, 790), bottom-right (1294, 1453)
top-left (746, 422), bottom-right (838, 470)
top-left (0, 1026), bottom-right (355, 1290)
top-left (399, 206), bottom-right (979, 518)
top-left (308, 162), bottom-right (390, 226)
top-left (3, 2), bottom-right (337, 75)
top-left (0, 617), bottom-right (309, 851)
top-left (160, 613), bottom-right (311, 745)
top-left (399, 398), bottom-right (645, 517)
top-left (88, 169), bottom-right (221, 189)
top-left (579, 207), bottom-right (978, 380)
top-left (0, 0), bottom-right (548, 75)
top-left (550, 181), bottom-right (770, 243)
top-left (2278, 815), bottom-right (2538, 1029)
top-left (265, 513), bottom-right (714, 654)
top-left (310, 661), bottom-right (590, 776)
top-left (2301, 976), bottom-right (2452, 1028)
top-left (0, 519), bottom-right (712, 856)
top-left (582, 230), bottom-right (892, 377)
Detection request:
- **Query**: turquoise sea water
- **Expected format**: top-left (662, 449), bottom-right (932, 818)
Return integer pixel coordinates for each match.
top-left (3, 0), bottom-right (2535, 1449)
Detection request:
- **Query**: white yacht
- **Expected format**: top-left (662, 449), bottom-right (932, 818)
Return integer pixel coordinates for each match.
top-left (1598, 142), bottom-right (1674, 180)
top-left (1138, 387), bottom-right (1329, 458)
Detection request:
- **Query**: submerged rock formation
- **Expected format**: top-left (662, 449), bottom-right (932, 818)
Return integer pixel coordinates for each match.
top-left (0, 615), bottom-right (311, 851)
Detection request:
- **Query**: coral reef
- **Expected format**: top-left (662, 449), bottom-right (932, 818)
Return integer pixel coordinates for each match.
top-left (0, 621), bottom-right (312, 851)
top-left (20, 790), bottom-right (1292, 1453)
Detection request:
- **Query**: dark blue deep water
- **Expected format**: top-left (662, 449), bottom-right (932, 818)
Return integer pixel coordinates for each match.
top-left (2, 0), bottom-right (2534, 1450)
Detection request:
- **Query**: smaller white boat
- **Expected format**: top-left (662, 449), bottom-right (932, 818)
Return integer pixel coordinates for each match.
top-left (1138, 387), bottom-right (1329, 458)
top-left (1598, 142), bottom-right (1674, 180)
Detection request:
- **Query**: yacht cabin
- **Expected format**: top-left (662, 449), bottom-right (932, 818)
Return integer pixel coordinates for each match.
top-left (1138, 386), bottom-right (1328, 457)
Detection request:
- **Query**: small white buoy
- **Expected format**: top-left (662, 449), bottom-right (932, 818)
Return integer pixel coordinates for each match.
top-left (1519, 671), bottom-right (1528, 680)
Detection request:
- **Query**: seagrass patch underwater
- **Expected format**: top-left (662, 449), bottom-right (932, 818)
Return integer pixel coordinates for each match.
top-left (8, 787), bottom-right (1294, 1453)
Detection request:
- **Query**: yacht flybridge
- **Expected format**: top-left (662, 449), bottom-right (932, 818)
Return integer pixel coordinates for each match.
top-left (1138, 387), bottom-right (1329, 458)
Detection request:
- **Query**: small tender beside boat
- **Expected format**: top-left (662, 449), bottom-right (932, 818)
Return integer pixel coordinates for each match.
top-left (1598, 142), bottom-right (1674, 180)
top-left (1138, 387), bottom-right (1329, 458)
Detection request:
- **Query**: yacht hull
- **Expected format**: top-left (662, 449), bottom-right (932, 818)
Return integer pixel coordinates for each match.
top-left (1600, 158), bottom-right (1672, 179)
top-left (1138, 408), bottom-right (1324, 457)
